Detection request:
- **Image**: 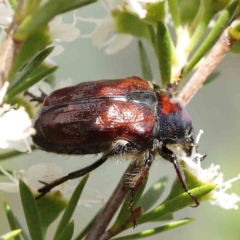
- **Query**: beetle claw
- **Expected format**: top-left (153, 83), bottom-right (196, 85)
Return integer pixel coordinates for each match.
top-left (24, 89), bottom-right (47, 103)
top-left (38, 180), bottom-right (48, 186)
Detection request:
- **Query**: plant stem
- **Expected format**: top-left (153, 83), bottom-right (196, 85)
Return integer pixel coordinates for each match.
top-left (177, 18), bottom-right (240, 106)
top-left (0, 20), bottom-right (21, 88)
top-left (167, 0), bottom-right (181, 32)
top-left (0, 0), bottom-right (25, 88)
top-left (85, 163), bottom-right (137, 240)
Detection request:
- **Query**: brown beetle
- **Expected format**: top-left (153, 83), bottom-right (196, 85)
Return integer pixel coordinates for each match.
top-left (32, 77), bottom-right (203, 226)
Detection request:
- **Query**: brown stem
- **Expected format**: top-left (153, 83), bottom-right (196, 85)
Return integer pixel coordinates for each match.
top-left (177, 19), bottom-right (239, 106)
top-left (0, 0), bottom-right (25, 89)
top-left (0, 21), bottom-right (20, 88)
top-left (85, 163), bottom-right (137, 240)
top-left (100, 207), bottom-right (143, 240)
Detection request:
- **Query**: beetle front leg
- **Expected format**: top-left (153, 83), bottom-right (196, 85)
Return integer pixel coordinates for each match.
top-left (129, 152), bottom-right (153, 228)
top-left (24, 89), bottom-right (47, 103)
top-left (158, 144), bottom-right (199, 207)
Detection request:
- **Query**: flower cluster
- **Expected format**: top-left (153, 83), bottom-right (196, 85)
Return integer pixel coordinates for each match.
top-left (78, 0), bottom-right (163, 54)
top-left (177, 130), bottom-right (240, 210)
top-left (0, 105), bottom-right (35, 152)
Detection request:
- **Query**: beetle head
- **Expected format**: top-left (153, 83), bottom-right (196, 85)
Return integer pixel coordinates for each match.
top-left (157, 91), bottom-right (195, 156)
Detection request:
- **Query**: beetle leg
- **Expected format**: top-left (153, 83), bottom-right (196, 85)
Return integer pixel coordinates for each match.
top-left (24, 89), bottom-right (47, 103)
top-left (129, 152), bottom-right (153, 228)
top-left (158, 144), bottom-right (199, 207)
top-left (36, 152), bottom-right (113, 200)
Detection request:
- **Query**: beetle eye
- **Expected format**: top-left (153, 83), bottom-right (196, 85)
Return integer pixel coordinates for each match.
top-left (186, 127), bottom-right (192, 138)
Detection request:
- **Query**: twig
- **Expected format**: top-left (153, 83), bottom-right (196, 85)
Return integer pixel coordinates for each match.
top-left (0, 21), bottom-right (20, 88)
top-left (0, 0), bottom-right (25, 89)
top-left (85, 163), bottom-right (137, 240)
top-left (100, 207), bottom-right (142, 240)
top-left (177, 18), bottom-right (239, 106)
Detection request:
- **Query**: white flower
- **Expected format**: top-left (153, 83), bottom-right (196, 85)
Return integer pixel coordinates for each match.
top-left (0, 105), bottom-right (35, 152)
top-left (78, 1), bottom-right (133, 55)
top-left (78, 0), bottom-right (163, 54)
top-left (0, 163), bottom-right (104, 207)
top-left (178, 130), bottom-right (240, 210)
top-left (0, 163), bottom-right (69, 193)
top-left (48, 14), bottom-right (80, 58)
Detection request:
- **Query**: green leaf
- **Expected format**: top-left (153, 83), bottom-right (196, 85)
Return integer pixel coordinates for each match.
top-left (112, 218), bottom-right (194, 240)
top-left (14, 218), bottom-right (31, 240)
top-left (14, 1), bottom-right (62, 41)
top-left (187, 0), bottom-right (231, 51)
top-left (24, 0), bottom-right (41, 14)
top-left (6, 47), bottom-right (54, 99)
top-left (202, 0), bottom-right (231, 14)
top-left (137, 183), bottom-right (216, 225)
top-left (156, 21), bottom-right (172, 87)
top-left (0, 230), bottom-right (22, 240)
top-left (19, 179), bottom-right (44, 240)
top-left (36, 192), bottom-right (67, 232)
top-left (56, 221), bottom-right (74, 240)
top-left (183, 0), bottom-right (238, 78)
top-left (186, 9), bottom-right (214, 53)
top-left (59, 0), bottom-right (97, 14)
top-left (138, 41), bottom-right (153, 81)
top-left (110, 174), bottom-right (149, 232)
top-left (167, 0), bottom-right (181, 31)
top-left (14, 0), bottom-right (97, 41)
top-left (145, 1), bottom-right (166, 23)
top-left (9, 0), bottom-right (17, 10)
top-left (6, 64), bottom-right (58, 100)
top-left (10, 29), bottom-right (51, 80)
top-left (3, 201), bottom-right (21, 240)
top-left (150, 214), bottom-right (173, 222)
top-left (53, 174), bottom-right (89, 240)
top-left (138, 177), bottom-right (167, 212)
top-left (113, 11), bottom-right (153, 45)
top-left (178, 0), bottom-right (200, 25)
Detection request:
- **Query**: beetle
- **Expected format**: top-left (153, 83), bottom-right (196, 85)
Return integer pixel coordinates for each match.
top-left (32, 76), bottom-right (202, 226)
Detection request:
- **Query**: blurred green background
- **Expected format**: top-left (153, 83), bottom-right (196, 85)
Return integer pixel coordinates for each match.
top-left (1, 2), bottom-right (240, 240)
